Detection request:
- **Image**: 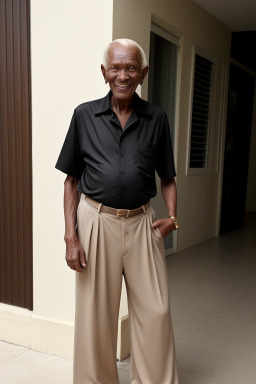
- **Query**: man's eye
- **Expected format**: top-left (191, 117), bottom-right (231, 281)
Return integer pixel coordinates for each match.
top-left (129, 67), bottom-right (135, 70)
top-left (111, 67), bottom-right (117, 70)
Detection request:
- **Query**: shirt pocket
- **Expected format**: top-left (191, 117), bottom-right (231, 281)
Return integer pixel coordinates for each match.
top-left (137, 142), bottom-right (156, 174)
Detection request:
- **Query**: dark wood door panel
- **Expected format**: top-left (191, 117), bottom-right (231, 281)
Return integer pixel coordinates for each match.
top-left (0, 0), bottom-right (32, 309)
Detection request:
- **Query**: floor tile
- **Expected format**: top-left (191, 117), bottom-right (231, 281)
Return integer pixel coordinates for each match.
top-left (118, 366), bottom-right (130, 384)
top-left (0, 341), bottom-right (28, 366)
top-left (0, 346), bottom-right (73, 384)
top-left (178, 369), bottom-right (242, 384)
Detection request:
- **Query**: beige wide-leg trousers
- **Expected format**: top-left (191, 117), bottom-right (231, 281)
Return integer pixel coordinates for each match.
top-left (74, 194), bottom-right (179, 384)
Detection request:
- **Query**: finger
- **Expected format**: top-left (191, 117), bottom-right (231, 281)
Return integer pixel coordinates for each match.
top-left (65, 254), bottom-right (72, 268)
top-left (73, 256), bottom-right (82, 272)
top-left (65, 248), bottom-right (77, 271)
top-left (66, 249), bottom-right (84, 272)
top-left (67, 251), bottom-right (80, 272)
top-left (152, 219), bottom-right (161, 228)
top-left (68, 260), bottom-right (76, 270)
top-left (79, 249), bottom-right (86, 268)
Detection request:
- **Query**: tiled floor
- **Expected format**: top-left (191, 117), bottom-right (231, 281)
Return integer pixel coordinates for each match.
top-left (1, 213), bottom-right (256, 383)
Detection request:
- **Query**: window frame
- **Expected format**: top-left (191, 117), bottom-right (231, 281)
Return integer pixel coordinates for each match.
top-left (186, 46), bottom-right (218, 175)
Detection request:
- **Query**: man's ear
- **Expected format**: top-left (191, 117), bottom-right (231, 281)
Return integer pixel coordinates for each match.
top-left (101, 65), bottom-right (107, 84)
top-left (141, 66), bottom-right (149, 85)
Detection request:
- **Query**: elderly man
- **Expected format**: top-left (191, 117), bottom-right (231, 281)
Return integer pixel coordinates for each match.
top-left (56, 39), bottom-right (179, 384)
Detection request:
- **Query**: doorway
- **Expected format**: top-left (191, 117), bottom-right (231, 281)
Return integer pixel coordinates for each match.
top-left (220, 63), bottom-right (255, 234)
top-left (148, 24), bottom-right (179, 254)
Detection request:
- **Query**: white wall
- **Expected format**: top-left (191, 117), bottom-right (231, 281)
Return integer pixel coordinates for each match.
top-left (32, 0), bottom-right (113, 322)
top-left (0, 0), bottom-right (113, 358)
top-left (32, 0), bottom-right (113, 350)
top-left (113, 0), bottom-right (231, 251)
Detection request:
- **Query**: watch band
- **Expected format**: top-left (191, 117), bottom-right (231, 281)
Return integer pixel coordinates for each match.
top-left (168, 215), bottom-right (179, 229)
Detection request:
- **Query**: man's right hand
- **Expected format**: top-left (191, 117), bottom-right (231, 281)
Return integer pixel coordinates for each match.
top-left (65, 236), bottom-right (86, 272)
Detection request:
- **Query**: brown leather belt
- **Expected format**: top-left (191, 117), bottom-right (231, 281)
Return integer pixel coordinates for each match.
top-left (84, 195), bottom-right (150, 217)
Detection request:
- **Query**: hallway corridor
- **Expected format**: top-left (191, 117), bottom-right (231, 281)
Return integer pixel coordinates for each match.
top-left (0, 213), bottom-right (256, 383)
top-left (167, 212), bottom-right (256, 384)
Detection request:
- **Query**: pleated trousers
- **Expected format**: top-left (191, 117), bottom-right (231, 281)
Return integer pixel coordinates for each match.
top-left (73, 194), bottom-right (179, 384)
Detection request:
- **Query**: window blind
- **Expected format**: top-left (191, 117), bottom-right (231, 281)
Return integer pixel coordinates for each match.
top-left (189, 54), bottom-right (214, 168)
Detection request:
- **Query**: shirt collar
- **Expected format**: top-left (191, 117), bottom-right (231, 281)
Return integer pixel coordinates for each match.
top-left (95, 90), bottom-right (152, 116)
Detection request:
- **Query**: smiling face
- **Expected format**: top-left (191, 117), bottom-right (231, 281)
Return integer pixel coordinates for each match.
top-left (101, 43), bottom-right (148, 104)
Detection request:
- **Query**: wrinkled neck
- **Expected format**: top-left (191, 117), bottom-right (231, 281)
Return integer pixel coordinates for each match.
top-left (111, 95), bottom-right (133, 115)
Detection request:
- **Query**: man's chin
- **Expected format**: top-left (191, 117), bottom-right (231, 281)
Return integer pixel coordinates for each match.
top-left (112, 89), bottom-right (136, 101)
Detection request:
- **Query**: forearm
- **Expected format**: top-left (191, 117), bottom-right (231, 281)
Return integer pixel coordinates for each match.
top-left (161, 178), bottom-right (177, 217)
top-left (64, 175), bottom-right (80, 241)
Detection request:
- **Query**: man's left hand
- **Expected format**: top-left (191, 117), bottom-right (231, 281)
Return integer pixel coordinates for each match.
top-left (152, 218), bottom-right (176, 238)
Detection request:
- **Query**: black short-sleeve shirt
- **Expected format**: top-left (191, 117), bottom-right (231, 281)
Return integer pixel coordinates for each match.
top-left (55, 91), bottom-right (176, 209)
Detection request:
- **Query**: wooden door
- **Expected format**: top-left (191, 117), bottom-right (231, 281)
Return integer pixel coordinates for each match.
top-left (0, 0), bottom-right (32, 309)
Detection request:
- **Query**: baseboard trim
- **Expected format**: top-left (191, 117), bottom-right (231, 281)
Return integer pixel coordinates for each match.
top-left (0, 303), bottom-right (73, 358)
top-left (0, 303), bottom-right (130, 361)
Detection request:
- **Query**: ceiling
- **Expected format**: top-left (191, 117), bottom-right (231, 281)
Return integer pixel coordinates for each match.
top-left (192, 0), bottom-right (256, 31)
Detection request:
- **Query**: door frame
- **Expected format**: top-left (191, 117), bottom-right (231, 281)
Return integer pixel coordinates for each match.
top-left (216, 58), bottom-right (256, 236)
top-left (149, 20), bottom-right (182, 255)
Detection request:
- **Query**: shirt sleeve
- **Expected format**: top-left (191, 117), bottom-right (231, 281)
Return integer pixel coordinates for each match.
top-left (155, 117), bottom-right (176, 179)
top-left (55, 110), bottom-right (85, 180)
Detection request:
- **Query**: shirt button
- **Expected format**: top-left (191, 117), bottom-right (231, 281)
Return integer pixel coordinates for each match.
top-left (121, 170), bottom-right (125, 174)
top-left (120, 152), bottom-right (124, 157)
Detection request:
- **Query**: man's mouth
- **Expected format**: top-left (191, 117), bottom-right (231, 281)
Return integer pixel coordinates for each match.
top-left (114, 84), bottom-right (131, 89)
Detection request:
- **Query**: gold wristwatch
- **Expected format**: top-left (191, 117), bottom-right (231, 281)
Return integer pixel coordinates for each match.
top-left (168, 215), bottom-right (179, 229)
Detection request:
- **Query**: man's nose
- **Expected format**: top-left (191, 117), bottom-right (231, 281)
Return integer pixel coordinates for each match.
top-left (118, 69), bottom-right (129, 80)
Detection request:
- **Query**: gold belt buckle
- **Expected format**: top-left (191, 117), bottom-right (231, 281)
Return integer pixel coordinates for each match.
top-left (116, 209), bottom-right (128, 217)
